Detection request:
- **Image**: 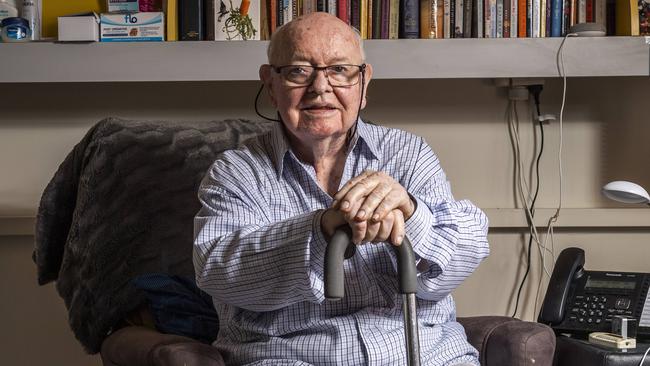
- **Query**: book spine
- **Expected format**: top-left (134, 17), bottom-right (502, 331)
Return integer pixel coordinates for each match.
top-left (476, 0), bottom-right (484, 37)
top-left (380, 0), bottom-right (389, 37)
top-left (436, 1), bottom-right (444, 37)
top-left (293, 0), bottom-right (298, 19)
top-left (593, 0), bottom-right (604, 27)
top-left (444, 0), bottom-right (451, 37)
top-left (179, 0), bottom-right (204, 40)
top-left (503, 0), bottom-right (510, 37)
top-left (585, 0), bottom-right (592, 22)
top-left (518, 0), bottom-right (526, 36)
top-left (360, 0), bottom-right (367, 37)
top-left (483, 0), bottom-right (491, 37)
top-left (605, 0), bottom-right (614, 35)
top-left (328, 0), bottom-right (337, 15)
top-left (303, 0), bottom-right (314, 14)
top-left (463, 0), bottom-right (472, 37)
top-left (351, 0), bottom-right (361, 31)
top-left (367, 0), bottom-right (373, 37)
top-left (399, 0), bottom-right (419, 38)
top-left (389, 0), bottom-right (399, 38)
top-left (545, 0), bottom-right (552, 36)
top-left (372, 0), bottom-right (381, 38)
top-left (449, 0), bottom-right (456, 37)
top-left (510, 0), bottom-right (516, 37)
top-left (526, 0), bottom-right (533, 37)
top-left (577, 0), bottom-right (585, 23)
top-left (455, 0), bottom-right (463, 37)
top-left (640, 0), bottom-right (649, 35)
top-left (205, 0), bottom-right (214, 40)
top-left (420, 0), bottom-right (432, 38)
top-left (551, 0), bottom-right (561, 36)
top-left (496, 0), bottom-right (503, 37)
top-left (532, 0), bottom-right (539, 37)
top-left (166, 0), bottom-right (178, 41)
top-left (490, 0), bottom-right (497, 37)
top-left (337, 0), bottom-right (349, 22)
top-left (317, 0), bottom-right (326, 11)
top-left (540, 0), bottom-right (546, 37)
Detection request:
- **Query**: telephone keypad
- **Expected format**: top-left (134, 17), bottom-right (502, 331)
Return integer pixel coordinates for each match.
top-left (567, 293), bottom-right (634, 328)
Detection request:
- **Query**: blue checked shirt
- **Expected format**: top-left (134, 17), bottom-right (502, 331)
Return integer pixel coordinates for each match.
top-left (194, 119), bottom-right (490, 366)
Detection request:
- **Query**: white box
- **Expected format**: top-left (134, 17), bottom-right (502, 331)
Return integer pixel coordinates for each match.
top-left (100, 12), bottom-right (164, 42)
top-left (57, 12), bottom-right (100, 42)
top-left (107, 0), bottom-right (139, 13)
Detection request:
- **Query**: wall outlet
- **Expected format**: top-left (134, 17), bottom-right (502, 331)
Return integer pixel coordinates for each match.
top-left (494, 78), bottom-right (546, 88)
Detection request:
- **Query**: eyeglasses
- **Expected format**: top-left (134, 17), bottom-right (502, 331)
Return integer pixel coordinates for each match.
top-left (271, 64), bottom-right (366, 87)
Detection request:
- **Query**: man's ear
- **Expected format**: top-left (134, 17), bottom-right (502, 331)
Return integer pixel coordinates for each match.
top-left (360, 63), bottom-right (373, 110)
top-left (259, 64), bottom-right (277, 107)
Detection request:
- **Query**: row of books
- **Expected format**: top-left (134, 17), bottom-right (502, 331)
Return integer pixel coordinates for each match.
top-left (169, 0), bottom-right (648, 41)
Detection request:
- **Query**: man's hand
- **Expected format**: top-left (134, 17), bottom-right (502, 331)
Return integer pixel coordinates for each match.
top-left (333, 170), bottom-right (415, 224)
top-left (321, 207), bottom-right (406, 246)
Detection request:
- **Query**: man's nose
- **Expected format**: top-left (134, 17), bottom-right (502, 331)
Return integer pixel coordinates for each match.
top-left (308, 69), bottom-right (332, 94)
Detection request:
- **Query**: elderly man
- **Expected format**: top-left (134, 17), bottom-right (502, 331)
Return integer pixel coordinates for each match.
top-left (194, 12), bottom-right (489, 366)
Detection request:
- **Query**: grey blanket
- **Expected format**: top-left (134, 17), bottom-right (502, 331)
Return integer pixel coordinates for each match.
top-left (33, 117), bottom-right (272, 353)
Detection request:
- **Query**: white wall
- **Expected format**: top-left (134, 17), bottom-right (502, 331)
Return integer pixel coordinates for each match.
top-left (1, 76), bottom-right (649, 364)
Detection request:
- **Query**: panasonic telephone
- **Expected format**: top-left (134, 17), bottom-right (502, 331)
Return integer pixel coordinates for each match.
top-left (538, 247), bottom-right (650, 340)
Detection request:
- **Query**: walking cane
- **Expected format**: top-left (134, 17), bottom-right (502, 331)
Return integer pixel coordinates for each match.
top-left (324, 226), bottom-right (421, 366)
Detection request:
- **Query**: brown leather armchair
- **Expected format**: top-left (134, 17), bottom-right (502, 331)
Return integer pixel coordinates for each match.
top-left (34, 118), bottom-right (556, 366)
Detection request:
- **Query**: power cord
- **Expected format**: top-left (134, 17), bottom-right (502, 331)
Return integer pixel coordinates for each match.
top-left (510, 84), bottom-right (545, 318)
top-left (640, 345), bottom-right (650, 366)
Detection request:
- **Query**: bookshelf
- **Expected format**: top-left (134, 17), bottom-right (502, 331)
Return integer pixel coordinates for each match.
top-left (0, 36), bottom-right (648, 83)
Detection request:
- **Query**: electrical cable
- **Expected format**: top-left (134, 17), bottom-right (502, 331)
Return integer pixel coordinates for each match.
top-left (640, 346), bottom-right (650, 366)
top-left (510, 86), bottom-right (545, 318)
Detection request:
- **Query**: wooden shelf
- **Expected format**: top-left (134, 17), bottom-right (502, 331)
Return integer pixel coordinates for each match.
top-left (2, 208), bottom-right (649, 236)
top-left (0, 37), bottom-right (648, 83)
top-left (485, 208), bottom-right (650, 228)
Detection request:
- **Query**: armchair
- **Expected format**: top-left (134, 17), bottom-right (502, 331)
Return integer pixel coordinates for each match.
top-left (34, 117), bottom-right (555, 366)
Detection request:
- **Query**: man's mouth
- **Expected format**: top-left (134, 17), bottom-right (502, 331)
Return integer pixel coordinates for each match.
top-left (302, 104), bottom-right (336, 110)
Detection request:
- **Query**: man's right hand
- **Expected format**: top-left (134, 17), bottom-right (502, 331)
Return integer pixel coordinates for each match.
top-left (321, 207), bottom-right (405, 246)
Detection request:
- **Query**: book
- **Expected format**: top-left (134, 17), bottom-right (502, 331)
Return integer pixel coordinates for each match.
top-left (518, 0), bottom-right (526, 37)
top-left (389, 0), bottom-right (399, 38)
top-left (420, 0), bottom-right (438, 38)
top-left (372, 0), bottom-right (381, 38)
top-left (444, 0), bottom-right (451, 38)
top-left (605, 0), bottom-right (615, 35)
top-left (532, 0), bottom-right (540, 36)
top-left (303, 0), bottom-right (316, 14)
top-left (328, 0), bottom-right (337, 15)
top-left (368, 0), bottom-right (373, 37)
top-left (640, 0), bottom-right (650, 35)
top-left (496, 0), bottom-right (503, 37)
top-left (179, 0), bottom-right (204, 40)
top-left (269, 0), bottom-right (277, 33)
top-left (449, 0), bottom-right (456, 37)
top-left (337, 0), bottom-right (349, 22)
top-left (615, 0), bottom-right (639, 35)
top-left (454, 0), bottom-right (463, 37)
top-left (360, 0), bottom-right (367, 37)
top-left (509, 0), bottom-right (516, 37)
top-left (545, 0), bottom-right (552, 36)
top-left (399, 0), bottom-right (419, 38)
top-left (550, 0), bottom-right (562, 36)
top-left (463, 0), bottom-right (472, 37)
top-left (577, 0), bottom-right (585, 23)
top-left (351, 0), bottom-right (361, 31)
top-left (503, 0), bottom-right (510, 37)
top-left (562, 0), bottom-right (570, 35)
top-left (540, 0), bottom-right (546, 37)
top-left (166, 0), bottom-right (178, 41)
top-left (206, 0), bottom-right (260, 40)
top-left (585, 0), bottom-right (593, 22)
top-left (484, 0), bottom-right (492, 37)
top-left (475, 0), bottom-right (484, 37)
top-left (380, 0), bottom-right (389, 37)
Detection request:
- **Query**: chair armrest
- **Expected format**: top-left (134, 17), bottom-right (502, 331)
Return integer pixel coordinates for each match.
top-left (458, 316), bottom-right (556, 366)
top-left (100, 326), bottom-right (225, 366)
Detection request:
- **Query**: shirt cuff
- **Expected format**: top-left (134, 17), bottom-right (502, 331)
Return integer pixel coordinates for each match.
top-left (404, 196), bottom-right (458, 275)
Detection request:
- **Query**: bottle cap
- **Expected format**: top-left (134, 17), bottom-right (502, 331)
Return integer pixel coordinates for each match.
top-left (1, 17), bottom-right (29, 28)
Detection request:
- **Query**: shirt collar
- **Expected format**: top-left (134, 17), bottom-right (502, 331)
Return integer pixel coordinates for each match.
top-left (269, 118), bottom-right (380, 179)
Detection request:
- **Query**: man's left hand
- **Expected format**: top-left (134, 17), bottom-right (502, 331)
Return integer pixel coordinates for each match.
top-left (333, 170), bottom-right (415, 224)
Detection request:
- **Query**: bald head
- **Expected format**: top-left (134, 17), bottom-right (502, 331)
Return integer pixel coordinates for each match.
top-left (267, 13), bottom-right (365, 65)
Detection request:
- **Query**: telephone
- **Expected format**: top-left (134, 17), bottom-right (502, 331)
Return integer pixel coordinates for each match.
top-left (538, 247), bottom-right (650, 340)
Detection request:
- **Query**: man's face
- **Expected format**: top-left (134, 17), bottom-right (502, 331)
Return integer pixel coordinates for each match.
top-left (261, 15), bottom-right (372, 144)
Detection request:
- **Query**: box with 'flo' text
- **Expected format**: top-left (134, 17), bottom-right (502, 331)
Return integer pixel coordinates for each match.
top-left (100, 12), bottom-right (164, 42)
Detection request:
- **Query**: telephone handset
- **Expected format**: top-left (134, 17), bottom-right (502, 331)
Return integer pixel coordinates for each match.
top-left (538, 247), bottom-right (650, 340)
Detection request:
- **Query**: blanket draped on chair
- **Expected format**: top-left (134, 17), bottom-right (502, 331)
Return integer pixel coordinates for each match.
top-left (33, 117), bottom-right (272, 353)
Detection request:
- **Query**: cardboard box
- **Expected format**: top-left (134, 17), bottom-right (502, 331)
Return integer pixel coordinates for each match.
top-left (58, 12), bottom-right (100, 42)
top-left (100, 12), bottom-right (164, 42)
top-left (42, 0), bottom-right (102, 38)
top-left (107, 0), bottom-right (139, 13)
